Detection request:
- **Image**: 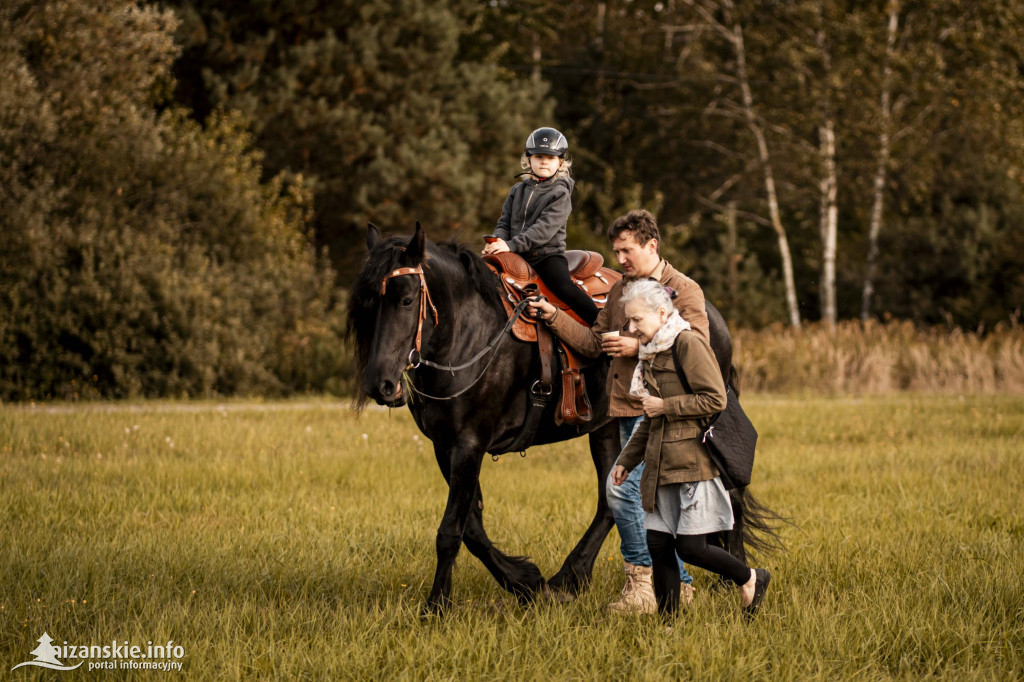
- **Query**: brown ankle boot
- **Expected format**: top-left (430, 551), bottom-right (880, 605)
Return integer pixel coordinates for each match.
top-left (607, 562), bottom-right (657, 615)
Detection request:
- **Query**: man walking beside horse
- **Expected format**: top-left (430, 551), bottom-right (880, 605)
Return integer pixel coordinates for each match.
top-left (528, 208), bottom-right (714, 614)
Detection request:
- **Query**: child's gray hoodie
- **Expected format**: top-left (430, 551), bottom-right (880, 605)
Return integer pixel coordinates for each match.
top-left (494, 175), bottom-right (574, 263)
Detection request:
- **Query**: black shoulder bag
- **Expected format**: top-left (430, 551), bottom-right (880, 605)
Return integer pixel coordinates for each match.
top-left (671, 346), bottom-right (757, 490)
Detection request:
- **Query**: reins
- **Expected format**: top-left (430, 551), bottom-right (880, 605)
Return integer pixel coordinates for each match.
top-left (378, 265), bottom-right (533, 401)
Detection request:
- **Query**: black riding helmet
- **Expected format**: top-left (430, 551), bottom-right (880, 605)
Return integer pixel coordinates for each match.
top-left (525, 127), bottom-right (568, 157)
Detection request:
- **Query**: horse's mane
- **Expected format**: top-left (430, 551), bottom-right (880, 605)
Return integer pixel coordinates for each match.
top-left (431, 239), bottom-right (505, 311)
top-left (346, 236), bottom-right (502, 408)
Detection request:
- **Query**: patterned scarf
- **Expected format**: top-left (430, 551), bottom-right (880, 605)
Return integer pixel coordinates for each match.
top-left (628, 310), bottom-right (691, 398)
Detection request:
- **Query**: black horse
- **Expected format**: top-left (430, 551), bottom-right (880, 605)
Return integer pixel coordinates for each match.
top-left (348, 223), bottom-right (775, 612)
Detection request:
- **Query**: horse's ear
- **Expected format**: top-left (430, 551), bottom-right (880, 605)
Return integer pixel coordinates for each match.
top-left (405, 221), bottom-right (426, 264)
top-left (366, 223), bottom-right (382, 251)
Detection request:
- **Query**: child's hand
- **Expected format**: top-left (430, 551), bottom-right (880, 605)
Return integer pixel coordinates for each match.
top-left (611, 465), bottom-right (629, 486)
top-left (481, 238), bottom-right (510, 255)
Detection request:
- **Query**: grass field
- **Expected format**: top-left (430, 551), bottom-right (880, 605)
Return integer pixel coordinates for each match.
top-left (1, 395), bottom-right (1022, 680)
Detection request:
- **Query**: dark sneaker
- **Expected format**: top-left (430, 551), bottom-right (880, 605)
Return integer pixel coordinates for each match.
top-left (742, 568), bottom-right (771, 621)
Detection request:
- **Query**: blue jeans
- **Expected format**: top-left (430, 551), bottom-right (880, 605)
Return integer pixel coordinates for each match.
top-left (608, 415), bottom-right (693, 584)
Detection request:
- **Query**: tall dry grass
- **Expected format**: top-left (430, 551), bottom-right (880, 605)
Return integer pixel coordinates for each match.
top-left (2, 398), bottom-right (1023, 679)
top-left (735, 319), bottom-right (1024, 394)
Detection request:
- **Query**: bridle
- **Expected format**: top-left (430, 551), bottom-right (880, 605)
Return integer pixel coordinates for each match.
top-left (379, 264), bottom-right (438, 368)
top-left (376, 261), bottom-right (532, 400)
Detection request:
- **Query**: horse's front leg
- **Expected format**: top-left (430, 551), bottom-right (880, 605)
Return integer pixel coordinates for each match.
top-left (548, 419), bottom-right (619, 597)
top-left (462, 484), bottom-right (547, 604)
top-left (425, 442), bottom-right (485, 614)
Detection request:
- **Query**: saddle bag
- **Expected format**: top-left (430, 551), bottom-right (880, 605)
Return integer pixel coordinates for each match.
top-left (557, 352), bottom-right (592, 425)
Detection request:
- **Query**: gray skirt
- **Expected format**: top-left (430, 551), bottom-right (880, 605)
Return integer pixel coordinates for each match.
top-left (644, 477), bottom-right (735, 536)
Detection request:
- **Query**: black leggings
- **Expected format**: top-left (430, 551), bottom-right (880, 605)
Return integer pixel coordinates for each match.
top-left (530, 254), bottom-right (599, 326)
top-left (647, 529), bottom-right (751, 615)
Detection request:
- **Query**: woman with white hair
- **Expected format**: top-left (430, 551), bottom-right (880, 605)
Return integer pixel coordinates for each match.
top-left (610, 278), bottom-right (771, 618)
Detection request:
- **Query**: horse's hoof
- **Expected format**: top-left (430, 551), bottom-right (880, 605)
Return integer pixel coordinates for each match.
top-left (513, 588), bottom-right (539, 607)
top-left (546, 572), bottom-right (588, 599)
top-left (419, 597), bottom-right (452, 620)
top-left (545, 585), bottom-right (578, 604)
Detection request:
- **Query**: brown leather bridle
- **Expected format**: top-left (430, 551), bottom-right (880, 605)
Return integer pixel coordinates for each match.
top-left (379, 264), bottom-right (438, 368)
top-left (377, 260), bottom-right (535, 401)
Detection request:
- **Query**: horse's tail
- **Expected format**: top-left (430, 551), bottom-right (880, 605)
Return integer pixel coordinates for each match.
top-left (738, 488), bottom-right (790, 556)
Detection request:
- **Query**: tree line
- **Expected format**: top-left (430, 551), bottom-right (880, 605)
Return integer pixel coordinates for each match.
top-left (2, 0), bottom-right (1022, 399)
top-left (478, 0), bottom-right (1024, 330)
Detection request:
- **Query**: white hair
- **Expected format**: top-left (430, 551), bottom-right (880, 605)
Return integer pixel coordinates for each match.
top-left (620, 278), bottom-right (672, 313)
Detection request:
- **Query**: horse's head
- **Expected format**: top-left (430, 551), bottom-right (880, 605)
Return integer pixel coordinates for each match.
top-left (348, 222), bottom-right (436, 407)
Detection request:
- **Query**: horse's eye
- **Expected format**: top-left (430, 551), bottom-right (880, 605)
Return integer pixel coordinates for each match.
top-left (402, 297), bottom-right (414, 307)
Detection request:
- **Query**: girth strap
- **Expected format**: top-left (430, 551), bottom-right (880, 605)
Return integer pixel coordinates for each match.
top-left (488, 316), bottom-right (556, 457)
top-left (536, 306), bottom-right (554, 393)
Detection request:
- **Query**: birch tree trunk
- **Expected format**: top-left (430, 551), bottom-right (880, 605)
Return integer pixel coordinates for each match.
top-left (816, 15), bottom-right (838, 330)
top-left (861, 0), bottom-right (899, 321)
top-left (818, 118), bottom-right (838, 330)
top-left (732, 21), bottom-right (802, 328)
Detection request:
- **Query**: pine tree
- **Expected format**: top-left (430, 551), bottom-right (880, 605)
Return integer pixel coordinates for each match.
top-left (0, 0), bottom-right (340, 399)
top-left (168, 0), bottom-right (549, 279)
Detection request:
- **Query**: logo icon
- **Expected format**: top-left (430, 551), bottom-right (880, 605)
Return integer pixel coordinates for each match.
top-left (11, 633), bottom-right (83, 671)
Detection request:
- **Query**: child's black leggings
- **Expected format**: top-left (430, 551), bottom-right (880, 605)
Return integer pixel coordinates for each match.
top-left (531, 254), bottom-right (599, 326)
top-left (647, 529), bottom-right (751, 615)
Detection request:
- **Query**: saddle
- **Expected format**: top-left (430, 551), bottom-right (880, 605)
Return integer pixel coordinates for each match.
top-left (484, 251), bottom-right (621, 429)
top-left (485, 250), bottom-right (617, 340)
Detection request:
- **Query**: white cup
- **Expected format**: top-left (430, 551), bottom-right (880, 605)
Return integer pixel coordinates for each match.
top-left (601, 331), bottom-right (620, 339)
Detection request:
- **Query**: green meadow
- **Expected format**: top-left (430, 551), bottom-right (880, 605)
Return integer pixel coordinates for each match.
top-left (1, 395), bottom-right (1022, 680)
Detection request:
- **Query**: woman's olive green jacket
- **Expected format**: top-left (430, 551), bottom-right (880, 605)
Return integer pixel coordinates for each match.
top-left (615, 331), bottom-right (727, 513)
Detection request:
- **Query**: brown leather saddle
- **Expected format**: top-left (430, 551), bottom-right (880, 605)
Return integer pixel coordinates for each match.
top-left (483, 251), bottom-right (622, 428)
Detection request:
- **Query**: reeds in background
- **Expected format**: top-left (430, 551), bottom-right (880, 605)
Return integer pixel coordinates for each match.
top-left (735, 319), bottom-right (1024, 394)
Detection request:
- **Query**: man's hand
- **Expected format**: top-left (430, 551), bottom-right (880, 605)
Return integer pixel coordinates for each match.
top-left (481, 238), bottom-right (510, 256)
top-left (641, 396), bottom-right (665, 417)
top-left (527, 298), bottom-right (557, 321)
top-left (601, 335), bottom-right (639, 358)
top-left (611, 464), bottom-right (629, 486)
